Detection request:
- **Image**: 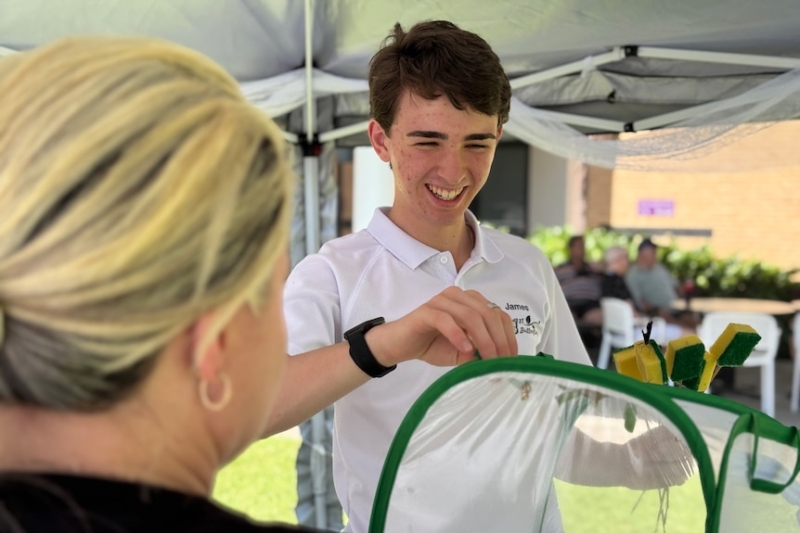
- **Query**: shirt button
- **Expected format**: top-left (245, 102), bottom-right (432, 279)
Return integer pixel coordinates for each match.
top-left (440, 256), bottom-right (448, 264)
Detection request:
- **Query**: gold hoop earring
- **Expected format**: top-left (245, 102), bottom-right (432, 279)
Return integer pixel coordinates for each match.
top-left (199, 371), bottom-right (233, 412)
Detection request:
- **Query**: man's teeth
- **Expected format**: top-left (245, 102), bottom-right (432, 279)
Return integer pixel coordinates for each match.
top-left (427, 185), bottom-right (463, 201)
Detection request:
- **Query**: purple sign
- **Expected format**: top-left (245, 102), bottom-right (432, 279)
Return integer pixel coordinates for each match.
top-left (638, 199), bottom-right (674, 217)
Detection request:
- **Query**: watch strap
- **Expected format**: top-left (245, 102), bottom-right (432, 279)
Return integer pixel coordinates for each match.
top-left (344, 317), bottom-right (395, 378)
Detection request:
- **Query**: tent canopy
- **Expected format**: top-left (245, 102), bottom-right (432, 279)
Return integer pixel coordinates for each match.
top-left (2, 0), bottom-right (799, 133)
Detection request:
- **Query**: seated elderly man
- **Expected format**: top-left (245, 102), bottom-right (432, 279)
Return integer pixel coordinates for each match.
top-left (626, 239), bottom-right (699, 329)
top-left (601, 246), bottom-right (636, 303)
top-left (555, 236), bottom-right (603, 324)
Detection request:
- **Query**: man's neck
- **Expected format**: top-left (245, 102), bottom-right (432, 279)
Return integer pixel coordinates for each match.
top-left (387, 210), bottom-right (475, 270)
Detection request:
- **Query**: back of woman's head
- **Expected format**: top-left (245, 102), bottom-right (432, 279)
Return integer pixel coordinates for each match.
top-left (0, 37), bottom-right (293, 411)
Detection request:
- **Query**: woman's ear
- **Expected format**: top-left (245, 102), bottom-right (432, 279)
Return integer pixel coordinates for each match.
top-left (191, 313), bottom-right (235, 412)
top-left (192, 313), bottom-right (225, 381)
top-left (367, 119), bottom-right (391, 163)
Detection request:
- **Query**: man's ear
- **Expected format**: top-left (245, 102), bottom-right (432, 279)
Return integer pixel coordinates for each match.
top-left (367, 119), bottom-right (391, 163)
top-left (192, 313), bottom-right (225, 381)
top-left (496, 125), bottom-right (504, 142)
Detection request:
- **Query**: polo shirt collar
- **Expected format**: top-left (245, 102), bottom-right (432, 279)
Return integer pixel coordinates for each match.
top-left (367, 208), bottom-right (504, 269)
top-left (467, 210), bottom-right (504, 265)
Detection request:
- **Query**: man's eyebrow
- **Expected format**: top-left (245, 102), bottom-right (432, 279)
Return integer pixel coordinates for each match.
top-left (407, 130), bottom-right (447, 140)
top-left (464, 133), bottom-right (497, 141)
top-left (406, 131), bottom-right (497, 141)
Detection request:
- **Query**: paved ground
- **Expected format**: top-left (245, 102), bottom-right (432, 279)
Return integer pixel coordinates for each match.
top-left (711, 357), bottom-right (800, 427)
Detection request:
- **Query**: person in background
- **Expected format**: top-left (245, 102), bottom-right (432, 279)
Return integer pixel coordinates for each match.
top-left (601, 245), bottom-right (636, 304)
top-left (626, 239), bottom-right (699, 329)
top-left (554, 235), bottom-right (604, 324)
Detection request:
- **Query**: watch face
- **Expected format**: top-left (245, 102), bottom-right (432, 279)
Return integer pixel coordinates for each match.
top-left (345, 317), bottom-right (386, 339)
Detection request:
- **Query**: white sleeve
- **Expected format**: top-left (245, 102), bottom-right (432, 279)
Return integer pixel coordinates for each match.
top-left (538, 261), bottom-right (593, 366)
top-left (284, 253), bottom-right (342, 356)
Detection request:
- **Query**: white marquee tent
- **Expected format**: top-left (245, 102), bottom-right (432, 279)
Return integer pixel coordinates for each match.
top-left (3, 1), bottom-right (800, 530)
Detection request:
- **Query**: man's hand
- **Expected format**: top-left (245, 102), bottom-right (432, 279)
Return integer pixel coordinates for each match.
top-left (365, 286), bottom-right (518, 368)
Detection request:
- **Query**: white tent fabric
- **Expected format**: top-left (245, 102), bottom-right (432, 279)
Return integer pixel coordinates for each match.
top-left (2, 0), bottom-right (800, 169)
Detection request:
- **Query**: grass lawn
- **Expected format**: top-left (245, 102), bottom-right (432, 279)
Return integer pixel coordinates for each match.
top-left (555, 477), bottom-right (706, 533)
top-left (213, 436), bottom-right (708, 532)
top-left (213, 436), bottom-right (301, 525)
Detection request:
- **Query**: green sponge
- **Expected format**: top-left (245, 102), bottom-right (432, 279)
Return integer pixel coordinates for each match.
top-left (665, 335), bottom-right (706, 382)
top-left (710, 324), bottom-right (761, 366)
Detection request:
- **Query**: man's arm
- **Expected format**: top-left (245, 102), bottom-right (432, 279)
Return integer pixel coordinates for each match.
top-left (264, 286), bottom-right (518, 437)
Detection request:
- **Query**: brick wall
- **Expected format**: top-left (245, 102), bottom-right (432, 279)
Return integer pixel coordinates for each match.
top-left (586, 121), bottom-right (800, 270)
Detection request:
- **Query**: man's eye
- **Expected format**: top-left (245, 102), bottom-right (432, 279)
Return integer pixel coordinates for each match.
top-left (415, 142), bottom-right (438, 147)
top-left (467, 144), bottom-right (488, 150)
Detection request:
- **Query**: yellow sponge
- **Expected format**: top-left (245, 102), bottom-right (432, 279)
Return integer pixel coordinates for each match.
top-left (665, 335), bottom-right (706, 382)
top-left (635, 340), bottom-right (668, 384)
top-left (709, 324), bottom-right (761, 366)
top-left (613, 345), bottom-right (645, 381)
top-left (681, 351), bottom-right (720, 392)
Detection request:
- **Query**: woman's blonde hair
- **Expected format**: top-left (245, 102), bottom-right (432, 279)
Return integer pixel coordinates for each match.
top-left (0, 36), bottom-right (294, 410)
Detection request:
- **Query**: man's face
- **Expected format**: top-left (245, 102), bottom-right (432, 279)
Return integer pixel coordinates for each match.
top-left (368, 90), bottom-right (501, 235)
top-left (609, 254), bottom-right (629, 275)
top-left (569, 239), bottom-right (585, 264)
top-left (638, 246), bottom-right (657, 269)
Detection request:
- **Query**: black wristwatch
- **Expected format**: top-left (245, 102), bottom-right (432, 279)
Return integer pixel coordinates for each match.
top-left (344, 317), bottom-right (395, 378)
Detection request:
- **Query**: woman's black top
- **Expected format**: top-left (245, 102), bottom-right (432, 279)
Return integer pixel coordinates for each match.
top-left (0, 473), bottom-right (323, 533)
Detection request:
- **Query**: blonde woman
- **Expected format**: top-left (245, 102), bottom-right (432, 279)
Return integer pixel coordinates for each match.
top-left (0, 37), bottom-right (515, 532)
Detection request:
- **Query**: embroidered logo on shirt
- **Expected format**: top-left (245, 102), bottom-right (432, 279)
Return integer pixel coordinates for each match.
top-left (505, 303), bottom-right (530, 311)
top-left (512, 315), bottom-right (541, 336)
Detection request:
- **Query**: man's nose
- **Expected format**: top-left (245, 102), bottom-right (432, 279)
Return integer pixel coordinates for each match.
top-left (438, 147), bottom-right (467, 183)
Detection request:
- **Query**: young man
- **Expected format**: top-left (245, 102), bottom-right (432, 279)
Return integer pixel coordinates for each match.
top-left (283, 21), bottom-right (590, 532)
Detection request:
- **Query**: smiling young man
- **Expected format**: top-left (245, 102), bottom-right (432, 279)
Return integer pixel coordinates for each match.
top-left (283, 20), bottom-right (590, 532)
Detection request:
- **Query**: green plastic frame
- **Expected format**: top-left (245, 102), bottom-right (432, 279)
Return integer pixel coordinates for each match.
top-left (368, 357), bottom-right (800, 533)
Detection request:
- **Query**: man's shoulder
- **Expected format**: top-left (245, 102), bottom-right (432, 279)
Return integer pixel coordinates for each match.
top-left (479, 226), bottom-right (548, 262)
top-left (310, 231), bottom-right (384, 266)
top-left (288, 231), bottom-right (383, 285)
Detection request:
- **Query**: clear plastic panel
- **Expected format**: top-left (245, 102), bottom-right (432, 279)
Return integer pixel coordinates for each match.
top-left (381, 372), bottom-right (703, 533)
top-left (718, 433), bottom-right (800, 532)
top-left (674, 398), bottom-right (741, 483)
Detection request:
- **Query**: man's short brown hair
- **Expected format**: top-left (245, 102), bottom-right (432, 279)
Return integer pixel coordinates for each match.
top-left (368, 20), bottom-right (511, 132)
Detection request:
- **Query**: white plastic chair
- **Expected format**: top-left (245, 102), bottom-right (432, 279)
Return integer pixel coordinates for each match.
top-left (790, 313), bottom-right (800, 412)
top-left (597, 298), bottom-right (668, 369)
top-left (698, 312), bottom-right (781, 417)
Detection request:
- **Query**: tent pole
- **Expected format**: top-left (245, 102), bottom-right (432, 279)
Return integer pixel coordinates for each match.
top-left (509, 47), bottom-right (625, 89)
top-left (637, 47), bottom-right (800, 70)
top-left (302, 0), bottom-right (329, 530)
top-left (515, 105), bottom-right (627, 132)
top-left (319, 120), bottom-right (371, 143)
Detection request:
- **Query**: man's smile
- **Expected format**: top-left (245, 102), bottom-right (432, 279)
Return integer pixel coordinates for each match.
top-left (426, 184), bottom-right (465, 201)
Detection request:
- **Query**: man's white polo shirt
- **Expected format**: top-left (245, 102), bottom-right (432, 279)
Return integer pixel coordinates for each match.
top-left (284, 208), bottom-right (590, 533)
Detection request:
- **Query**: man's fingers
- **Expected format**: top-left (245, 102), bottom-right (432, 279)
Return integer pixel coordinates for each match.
top-left (460, 289), bottom-right (516, 357)
top-left (428, 289), bottom-right (513, 359)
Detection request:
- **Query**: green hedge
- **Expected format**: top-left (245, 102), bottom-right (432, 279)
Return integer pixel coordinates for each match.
top-left (528, 226), bottom-right (799, 302)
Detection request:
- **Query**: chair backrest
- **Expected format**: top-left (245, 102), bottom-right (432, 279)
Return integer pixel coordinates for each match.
top-left (793, 313), bottom-right (800, 354)
top-left (698, 311), bottom-right (781, 359)
top-left (600, 297), bottom-right (635, 344)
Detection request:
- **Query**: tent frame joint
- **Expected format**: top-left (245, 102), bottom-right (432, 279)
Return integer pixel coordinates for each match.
top-left (299, 133), bottom-right (322, 157)
top-left (623, 45), bottom-right (639, 58)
